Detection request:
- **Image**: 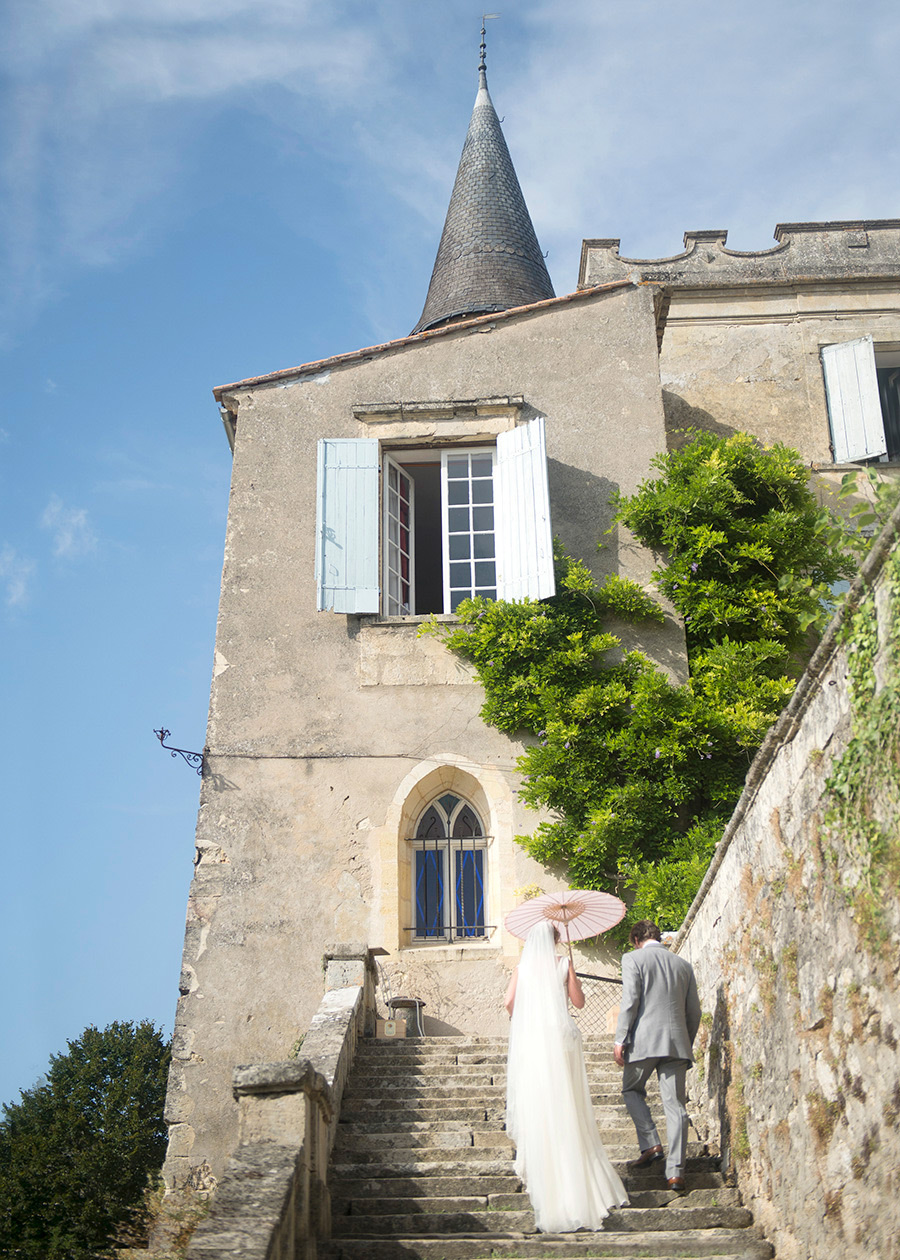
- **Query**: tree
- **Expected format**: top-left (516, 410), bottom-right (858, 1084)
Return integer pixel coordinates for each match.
top-left (432, 431), bottom-right (855, 932)
top-left (0, 1021), bottom-right (170, 1260)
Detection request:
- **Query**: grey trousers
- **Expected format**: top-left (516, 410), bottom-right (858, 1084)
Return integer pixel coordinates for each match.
top-left (621, 1057), bottom-right (690, 1179)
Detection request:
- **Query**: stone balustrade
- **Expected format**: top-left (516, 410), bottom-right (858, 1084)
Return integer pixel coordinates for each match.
top-left (183, 944), bottom-right (377, 1260)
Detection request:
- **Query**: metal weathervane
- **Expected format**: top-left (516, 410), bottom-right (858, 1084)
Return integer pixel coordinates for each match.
top-left (480, 12), bottom-right (499, 69)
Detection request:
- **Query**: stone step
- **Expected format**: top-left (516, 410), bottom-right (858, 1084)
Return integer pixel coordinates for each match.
top-left (332, 1187), bottom-right (741, 1215)
top-left (340, 1098), bottom-right (646, 1115)
top-left (330, 1144), bottom-right (709, 1177)
top-left (334, 1126), bottom-right (649, 1153)
top-left (347, 1071), bottom-right (630, 1088)
top-left (336, 1108), bottom-right (661, 1134)
top-left (332, 1204), bottom-right (754, 1238)
top-left (330, 1175), bottom-right (523, 1199)
top-left (339, 1103), bottom-right (507, 1122)
top-left (318, 1228), bottom-right (773, 1259)
top-left (355, 1048), bottom-right (617, 1058)
top-left (329, 1167), bottom-right (728, 1202)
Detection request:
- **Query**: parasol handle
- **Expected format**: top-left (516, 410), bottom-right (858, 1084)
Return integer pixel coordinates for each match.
top-left (565, 920), bottom-right (573, 964)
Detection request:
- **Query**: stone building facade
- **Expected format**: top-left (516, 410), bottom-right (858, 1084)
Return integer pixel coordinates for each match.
top-left (162, 64), bottom-right (683, 1189)
top-left (161, 53), bottom-right (900, 1194)
top-left (581, 220), bottom-right (900, 502)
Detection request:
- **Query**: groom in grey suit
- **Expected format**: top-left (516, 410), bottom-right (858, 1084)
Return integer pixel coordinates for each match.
top-left (614, 920), bottom-right (702, 1192)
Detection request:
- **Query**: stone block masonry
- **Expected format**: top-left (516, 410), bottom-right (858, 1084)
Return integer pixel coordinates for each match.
top-left (678, 501), bottom-right (900, 1260)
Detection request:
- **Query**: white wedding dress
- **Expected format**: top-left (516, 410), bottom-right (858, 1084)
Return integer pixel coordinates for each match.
top-left (506, 921), bottom-right (628, 1232)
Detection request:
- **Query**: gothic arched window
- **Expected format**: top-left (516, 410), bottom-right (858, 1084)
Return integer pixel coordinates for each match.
top-left (408, 794), bottom-right (487, 941)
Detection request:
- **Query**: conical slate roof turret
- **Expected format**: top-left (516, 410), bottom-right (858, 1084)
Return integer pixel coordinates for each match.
top-left (411, 48), bottom-right (555, 334)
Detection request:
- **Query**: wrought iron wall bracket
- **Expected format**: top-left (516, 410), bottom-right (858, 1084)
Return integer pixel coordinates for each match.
top-left (154, 727), bottom-right (206, 776)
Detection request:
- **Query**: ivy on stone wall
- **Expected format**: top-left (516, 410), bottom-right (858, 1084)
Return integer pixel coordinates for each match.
top-left (429, 431), bottom-right (855, 934)
top-left (823, 546), bottom-right (900, 947)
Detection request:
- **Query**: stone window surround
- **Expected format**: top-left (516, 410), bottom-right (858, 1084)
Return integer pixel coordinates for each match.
top-left (374, 758), bottom-right (516, 958)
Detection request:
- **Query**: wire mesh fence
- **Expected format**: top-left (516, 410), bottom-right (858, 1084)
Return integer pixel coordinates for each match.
top-left (571, 972), bottom-right (623, 1038)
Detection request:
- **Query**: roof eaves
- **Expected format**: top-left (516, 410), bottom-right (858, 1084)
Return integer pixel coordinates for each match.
top-left (212, 280), bottom-right (636, 400)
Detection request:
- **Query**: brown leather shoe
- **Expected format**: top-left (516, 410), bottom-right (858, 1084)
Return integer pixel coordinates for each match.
top-left (630, 1144), bottom-right (664, 1167)
top-left (666, 1177), bottom-right (687, 1193)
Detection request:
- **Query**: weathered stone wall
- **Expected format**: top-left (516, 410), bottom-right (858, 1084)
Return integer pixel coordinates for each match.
top-left (677, 505), bottom-right (900, 1260)
top-left (164, 283), bottom-right (682, 1187)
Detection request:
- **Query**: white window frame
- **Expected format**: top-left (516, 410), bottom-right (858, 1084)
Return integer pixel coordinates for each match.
top-left (383, 455), bottom-right (415, 616)
top-left (316, 416), bottom-right (555, 615)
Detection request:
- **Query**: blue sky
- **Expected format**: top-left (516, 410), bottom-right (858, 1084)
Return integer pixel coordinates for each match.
top-left (2, 0), bottom-right (899, 1107)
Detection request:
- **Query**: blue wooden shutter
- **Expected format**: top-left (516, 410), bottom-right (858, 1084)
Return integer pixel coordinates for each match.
top-left (821, 337), bottom-right (887, 462)
top-left (495, 416), bottom-right (555, 601)
top-left (315, 439), bottom-right (380, 613)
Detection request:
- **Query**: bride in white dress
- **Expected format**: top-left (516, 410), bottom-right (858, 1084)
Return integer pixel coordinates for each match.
top-left (504, 920), bottom-right (628, 1232)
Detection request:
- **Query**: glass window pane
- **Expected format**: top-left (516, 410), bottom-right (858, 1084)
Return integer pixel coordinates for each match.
top-left (454, 849), bottom-right (485, 937)
top-left (452, 804), bottom-right (483, 838)
top-left (470, 457), bottom-right (492, 478)
top-left (477, 587), bottom-right (497, 601)
top-left (448, 507), bottom-right (470, 532)
top-left (416, 850), bottom-right (444, 937)
top-left (450, 589), bottom-right (469, 612)
top-left (471, 479), bottom-right (493, 504)
top-left (473, 533), bottom-right (494, 558)
top-left (416, 806), bottom-right (446, 839)
top-left (449, 561), bottom-right (471, 587)
top-left (446, 458), bottom-right (469, 479)
top-left (448, 481), bottom-right (469, 505)
top-left (472, 506), bottom-right (494, 531)
top-left (449, 535), bottom-right (471, 560)
top-left (474, 561), bottom-right (496, 586)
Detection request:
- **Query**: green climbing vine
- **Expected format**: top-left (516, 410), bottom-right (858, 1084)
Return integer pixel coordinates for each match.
top-left (427, 431), bottom-right (857, 936)
top-left (823, 545), bottom-right (900, 947)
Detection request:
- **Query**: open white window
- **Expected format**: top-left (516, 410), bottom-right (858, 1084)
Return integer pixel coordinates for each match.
top-left (822, 336), bottom-right (888, 463)
top-left (316, 416), bottom-right (555, 613)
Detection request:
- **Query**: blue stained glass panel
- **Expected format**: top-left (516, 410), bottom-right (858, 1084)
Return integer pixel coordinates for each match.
top-left (455, 849), bottom-right (485, 938)
top-left (415, 850), bottom-right (445, 937)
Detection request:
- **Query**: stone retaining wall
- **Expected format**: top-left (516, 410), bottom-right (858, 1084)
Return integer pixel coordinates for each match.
top-left (677, 504), bottom-right (900, 1260)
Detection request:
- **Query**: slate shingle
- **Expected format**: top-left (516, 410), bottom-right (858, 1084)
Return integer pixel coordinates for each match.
top-left (411, 68), bottom-right (555, 335)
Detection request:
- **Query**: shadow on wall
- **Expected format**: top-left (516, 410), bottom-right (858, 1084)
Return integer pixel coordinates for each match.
top-left (422, 1016), bottom-right (465, 1036)
top-left (705, 984), bottom-right (740, 1175)
top-left (662, 392), bottom-right (739, 450)
top-left (547, 460), bottom-right (620, 579)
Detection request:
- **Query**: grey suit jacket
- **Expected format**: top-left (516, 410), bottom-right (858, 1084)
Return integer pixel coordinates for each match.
top-left (614, 943), bottom-right (702, 1063)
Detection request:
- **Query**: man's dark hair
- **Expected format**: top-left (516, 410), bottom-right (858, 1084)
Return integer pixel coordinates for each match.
top-left (629, 920), bottom-right (662, 947)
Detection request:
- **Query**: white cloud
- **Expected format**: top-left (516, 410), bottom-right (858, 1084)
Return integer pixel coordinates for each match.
top-left (0, 0), bottom-right (389, 342)
top-left (0, 544), bottom-right (36, 607)
top-left (3, 0), bottom-right (900, 339)
top-left (40, 495), bottom-right (97, 557)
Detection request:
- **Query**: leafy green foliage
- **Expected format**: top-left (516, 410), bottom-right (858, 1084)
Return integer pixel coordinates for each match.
top-left (823, 547), bottom-right (900, 947)
top-left (838, 466), bottom-right (900, 538)
top-left (432, 432), bottom-right (856, 934)
top-left (616, 430), bottom-right (852, 647)
top-left (0, 1021), bottom-right (171, 1260)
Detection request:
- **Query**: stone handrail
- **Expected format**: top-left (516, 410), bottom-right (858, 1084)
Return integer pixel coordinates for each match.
top-left (185, 945), bottom-right (377, 1260)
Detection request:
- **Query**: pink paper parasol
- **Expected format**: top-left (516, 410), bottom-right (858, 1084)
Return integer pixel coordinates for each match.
top-left (505, 889), bottom-right (626, 960)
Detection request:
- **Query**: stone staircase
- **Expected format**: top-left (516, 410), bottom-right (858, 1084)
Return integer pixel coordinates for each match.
top-left (321, 1035), bottom-right (773, 1260)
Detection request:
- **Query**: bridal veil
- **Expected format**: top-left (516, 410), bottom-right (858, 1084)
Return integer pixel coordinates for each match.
top-left (506, 920), bottom-right (627, 1231)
